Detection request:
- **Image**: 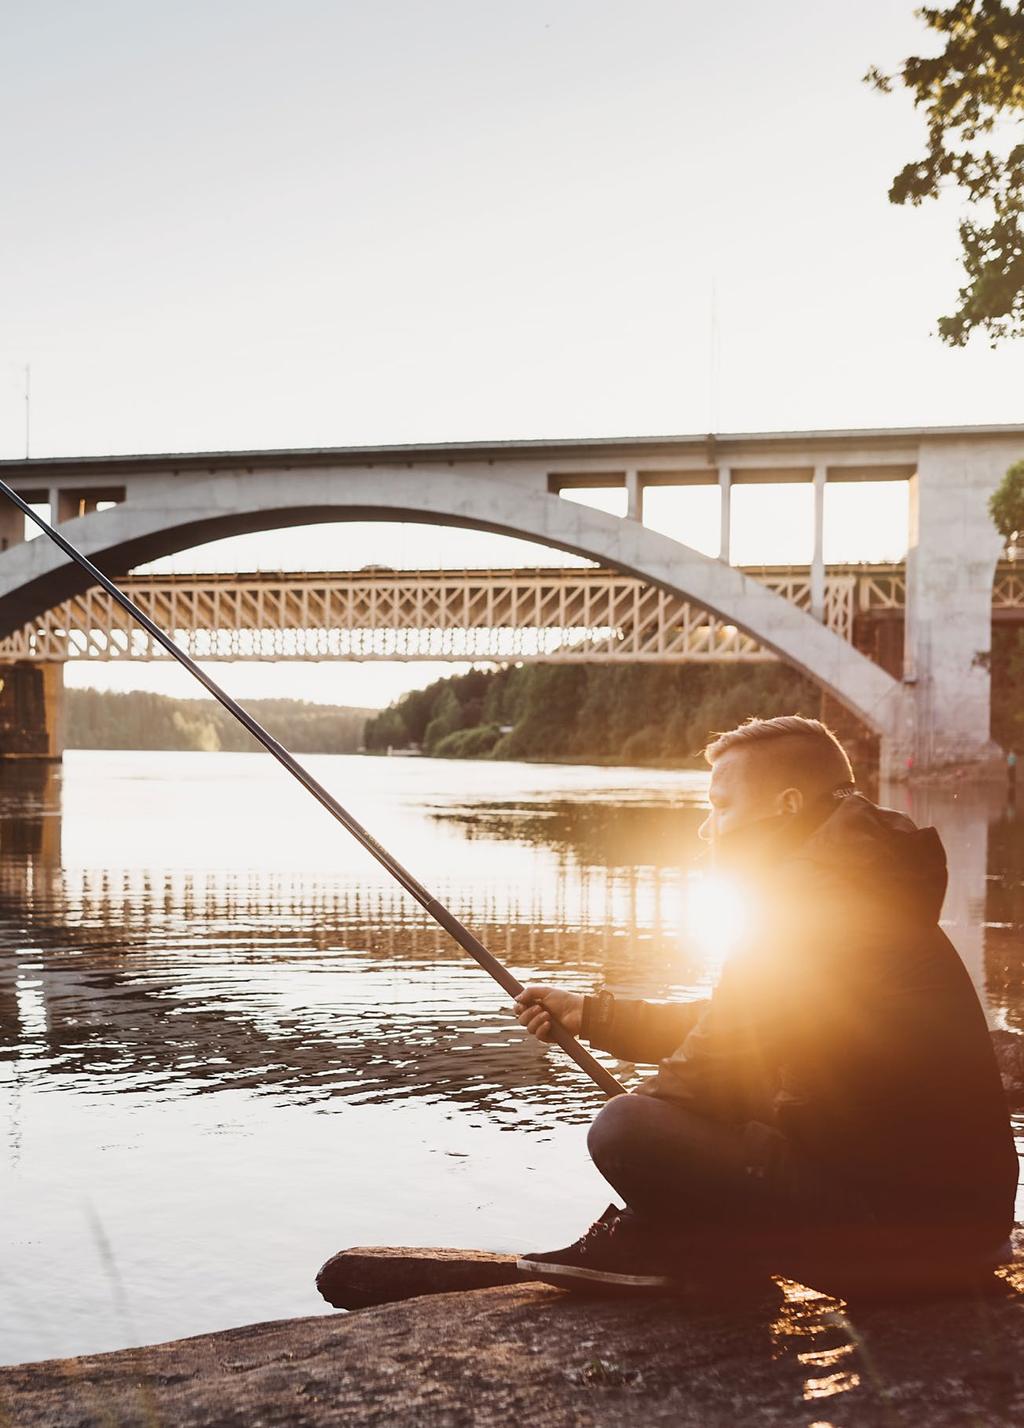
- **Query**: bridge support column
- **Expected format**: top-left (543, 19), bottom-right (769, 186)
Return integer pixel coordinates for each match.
top-left (810, 465), bottom-right (826, 621)
top-left (718, 465), bottom-right (731, 562)
top-left (0, 662), bottom-right (64, 760)
top-left (902, 439), bottom-right (1007, 773)
top-left (626, 469), bottom-right (643, 522)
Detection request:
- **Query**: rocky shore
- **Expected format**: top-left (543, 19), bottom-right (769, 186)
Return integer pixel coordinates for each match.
top-left (4, 1030), bottom-right (1020, 1426)
top-left (2, 1238), bottom-right (1022, 1427)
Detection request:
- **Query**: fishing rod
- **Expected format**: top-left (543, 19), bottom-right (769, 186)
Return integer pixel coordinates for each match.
top-left (0, 479), bottom-right (625, 1098)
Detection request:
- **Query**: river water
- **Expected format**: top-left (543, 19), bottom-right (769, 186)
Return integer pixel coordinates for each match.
top-left (0, 751), bottom-right (1020, 1364)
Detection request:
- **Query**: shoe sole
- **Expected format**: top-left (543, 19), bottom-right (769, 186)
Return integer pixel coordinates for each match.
top-left (516, 1256), bottom-right (673, 1291)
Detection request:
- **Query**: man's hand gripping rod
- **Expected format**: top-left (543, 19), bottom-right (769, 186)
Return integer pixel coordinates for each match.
top-left (0, 479), bottom-right (625, 1098)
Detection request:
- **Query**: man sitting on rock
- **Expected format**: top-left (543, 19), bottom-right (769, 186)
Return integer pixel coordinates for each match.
top-left (514, 715), bottom-right (1017, 1298)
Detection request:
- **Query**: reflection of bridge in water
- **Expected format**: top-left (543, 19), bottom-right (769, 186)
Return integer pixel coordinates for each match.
top-left (0, 787), bottom-right (709, 1120)
top-left (8, 818), bottom-right (1009, 985)
top-left (0, 861), bottom-right (706, 980)
top-left (0, 869), bottom-right (689, 1122)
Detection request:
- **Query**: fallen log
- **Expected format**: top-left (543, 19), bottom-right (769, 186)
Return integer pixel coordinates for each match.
top-left (316, 1245), bottom-right (523, 1309)
top-left (317, 1234), bottom-right (1024, 1313)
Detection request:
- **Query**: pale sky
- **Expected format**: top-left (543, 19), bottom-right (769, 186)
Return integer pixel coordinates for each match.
top-left (2, 1), bottom-right (1019, 708)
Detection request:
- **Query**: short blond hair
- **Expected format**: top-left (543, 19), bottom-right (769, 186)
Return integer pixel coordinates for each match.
top-left (704, 715), bottom-right (854, 793)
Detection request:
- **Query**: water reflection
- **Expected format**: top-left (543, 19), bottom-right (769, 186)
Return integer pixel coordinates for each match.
top-left (766, 1263), bottom-right (1024, 1415)
top-left (887, 782), bottom-right (1024, 1021)
top-left (0, 758), bottom-right (1021, 1121)
top-left (432, 798), bottom-right (705, 868)
top-left (0, 758), bottom-right (722, 1125)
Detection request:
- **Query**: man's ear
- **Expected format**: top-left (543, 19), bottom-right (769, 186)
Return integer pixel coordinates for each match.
top-left (776, 787), bottom-right (804, 817)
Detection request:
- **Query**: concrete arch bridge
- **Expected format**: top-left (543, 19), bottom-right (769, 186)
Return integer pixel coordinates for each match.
top-left (0, 424), bottom-right (1020, 779)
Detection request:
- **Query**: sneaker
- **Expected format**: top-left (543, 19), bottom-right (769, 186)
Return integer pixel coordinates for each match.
top-left (517, 1205), bottom-right (674, 1293)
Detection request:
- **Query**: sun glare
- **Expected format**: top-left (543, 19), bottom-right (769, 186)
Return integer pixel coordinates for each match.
top-left (684, 870), bottom-right (748, 970)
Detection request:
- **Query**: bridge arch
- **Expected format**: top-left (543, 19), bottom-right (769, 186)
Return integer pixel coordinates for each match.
top-left (0, 468), bottom-right (905, 757)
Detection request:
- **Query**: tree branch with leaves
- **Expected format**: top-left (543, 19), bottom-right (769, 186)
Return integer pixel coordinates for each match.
top-left (867, 2), bottom-right (1024, 345)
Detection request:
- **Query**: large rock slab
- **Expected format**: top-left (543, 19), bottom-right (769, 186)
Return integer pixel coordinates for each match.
top-left (2, 1255), bottom-right (1024, 1427)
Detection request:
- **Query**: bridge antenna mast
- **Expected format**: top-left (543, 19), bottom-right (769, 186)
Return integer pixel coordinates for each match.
top-left (708, 276), bottom-right (719, 434)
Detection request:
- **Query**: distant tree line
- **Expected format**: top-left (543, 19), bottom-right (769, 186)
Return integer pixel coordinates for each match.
top-left (364, 663), bottom-right (831, 766)
top-left (66, 689), bottom-right (374, 754)
top-left (68, 645), bottom-right (1024, 766)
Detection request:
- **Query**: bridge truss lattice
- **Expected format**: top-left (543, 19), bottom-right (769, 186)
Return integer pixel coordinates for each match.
top-left (1, 563), bottom-right (1020, 666)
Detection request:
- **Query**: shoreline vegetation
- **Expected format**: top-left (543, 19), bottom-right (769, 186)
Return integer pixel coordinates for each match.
top-left (363, 663), bottom-right (854, 767)
top-left (65, 689), bottom-right (374, 755)
top-left (66, 665), bottom-right (835, 768)
top-left (68, 634), bottom-right (1022, 770)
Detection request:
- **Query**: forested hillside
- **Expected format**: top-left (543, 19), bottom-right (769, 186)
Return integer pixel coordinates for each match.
top-left (364, 663), bottom-right (832, 766)
top-left (66, 689), bottom-right (374, 754)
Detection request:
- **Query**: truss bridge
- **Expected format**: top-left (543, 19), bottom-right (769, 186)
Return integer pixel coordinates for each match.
top-left (10, 561), bottom-right (1020, 667)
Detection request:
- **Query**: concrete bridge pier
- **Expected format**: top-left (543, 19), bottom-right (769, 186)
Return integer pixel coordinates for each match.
top-left (901, 438), bottom-right (1008, 775)
top-left (0, 662), bottom-right (64, 760)
top-left (0, 491), bottom-right (66, 760)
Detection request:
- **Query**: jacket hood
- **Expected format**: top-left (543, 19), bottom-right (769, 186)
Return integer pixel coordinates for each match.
top-left (792, 792), bottom-right (948, 925)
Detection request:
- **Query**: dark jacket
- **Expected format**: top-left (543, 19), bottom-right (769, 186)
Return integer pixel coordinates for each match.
top-left (582, 793), bottom-right (1017, 1246)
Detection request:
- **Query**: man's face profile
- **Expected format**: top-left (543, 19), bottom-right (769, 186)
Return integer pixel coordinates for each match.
top-left (698, 747), bottom-right (803, 846)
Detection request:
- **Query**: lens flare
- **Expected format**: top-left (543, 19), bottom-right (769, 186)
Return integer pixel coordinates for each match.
top-left (684, 871), bottom-right (748, 969)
